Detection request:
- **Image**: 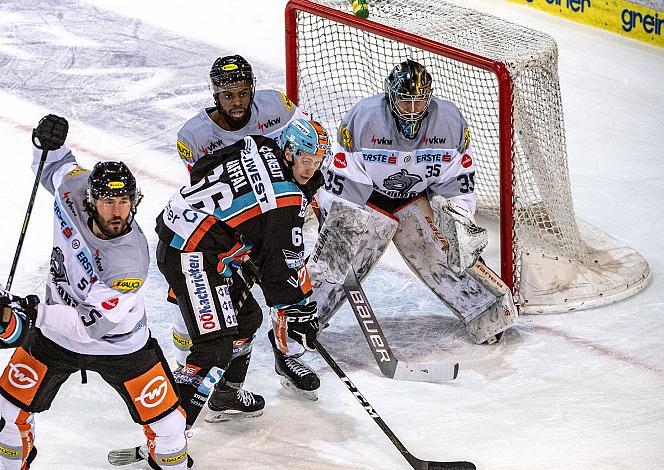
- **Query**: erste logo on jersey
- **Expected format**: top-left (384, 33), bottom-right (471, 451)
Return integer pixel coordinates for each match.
top-left (333, 152), bottom-right (347, 169)
top-left (363, 151), bottom-right (398, 165)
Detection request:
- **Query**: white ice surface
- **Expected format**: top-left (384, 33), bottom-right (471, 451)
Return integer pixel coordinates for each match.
top-left (0, 1), bottom-right (662, 469)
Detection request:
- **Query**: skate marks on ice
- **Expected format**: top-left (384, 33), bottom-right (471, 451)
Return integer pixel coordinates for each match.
top-left (0, 0), bottom-right (279, 153)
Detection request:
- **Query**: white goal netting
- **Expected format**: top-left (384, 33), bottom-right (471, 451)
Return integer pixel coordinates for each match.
top-left (287, 0), bottom-right (650, 312)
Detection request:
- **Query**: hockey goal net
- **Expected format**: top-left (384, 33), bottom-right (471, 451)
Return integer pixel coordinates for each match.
top-left (285, 0), bottom-right (650, 313)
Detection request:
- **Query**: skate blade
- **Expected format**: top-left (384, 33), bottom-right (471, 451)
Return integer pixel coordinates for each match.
top-left (204, 409), bottom-right (264, 423)
top-left (279, 376), bottom-right (318, 401)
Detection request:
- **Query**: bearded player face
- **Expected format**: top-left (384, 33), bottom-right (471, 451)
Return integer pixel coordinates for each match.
top-left (214, 82), bottom-right (253, 130)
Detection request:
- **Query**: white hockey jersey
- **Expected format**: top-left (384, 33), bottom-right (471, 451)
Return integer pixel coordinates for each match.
top-left (32, 145), bottom-right (150, 355)
top-left (318, 93), bottom-right (477, 216)
top-left (176, 89), bottom-right (308, 170)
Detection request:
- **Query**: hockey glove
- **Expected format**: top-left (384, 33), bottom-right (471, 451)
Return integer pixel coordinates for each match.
top-left (432, 196), bottom-right (488, 275)
top-left (33, 114), bottom-right (69, 150)
top-left (283, 302), bottom-right (319, 352)
top-left (0, 287), bottom-right (39, 348)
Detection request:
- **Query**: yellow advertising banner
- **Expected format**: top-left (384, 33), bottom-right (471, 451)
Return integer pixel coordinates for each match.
top-left (505, 0), bottom-right (663, 47)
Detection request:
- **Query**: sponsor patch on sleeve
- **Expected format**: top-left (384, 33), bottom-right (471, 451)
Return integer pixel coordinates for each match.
top-left (65, 166), bottom-right (90, 180)
top-left (177, 140), bottom-right (194, 160)
top-left (458, 127), bottom-right (471, 153)
top-left (339, 125), bottom-right (353, 150)
top-left (279, 92), bottom-right (294, 111)
top-left (111, 278), bottom-right (144, 291)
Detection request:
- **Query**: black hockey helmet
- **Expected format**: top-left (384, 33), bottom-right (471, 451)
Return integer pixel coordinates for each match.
top-left (384, 59), bottom-right (433, 139)
top-left (86, 161), bottom-right (141, 210)
top-left (209, 55), bottom-right (256, 98)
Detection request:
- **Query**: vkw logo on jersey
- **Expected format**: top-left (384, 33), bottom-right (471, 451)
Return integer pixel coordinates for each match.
top-left (50, 247), bottom-right (69, 284)
top-left (258, 116), bottom-right (281, 131)
top-left (371, 135), bottom-right (393, 146)
top-left (7, 362), bottom-right (39, 389)
top-left (63, 191), bottom-right (78, 216)
top-left (201, 138), bottom-right (224, 154)
top-left (94, 249), bottom-right (104, 272)
top-left (423, 135), bottom-right (446, 145)
top-left (383, 169), bottom-right (423, 193)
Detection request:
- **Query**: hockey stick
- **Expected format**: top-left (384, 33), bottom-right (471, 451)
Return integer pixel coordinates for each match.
top-left (342, 268), bottom-right (459, 383)
top-left (314, 339), bottom-right (475, 470)
top-left (6, 148), bottom-right (49, 290)
top-left (108, 266), bottom-right (260, 466)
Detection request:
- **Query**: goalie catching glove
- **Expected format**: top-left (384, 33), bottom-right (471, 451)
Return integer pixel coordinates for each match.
top-left (431, 196), bottom-right (488, 275)
top-left (0, 286), bottom-right (39, 348)
top-left (274, 301), bottom-right (320, 352)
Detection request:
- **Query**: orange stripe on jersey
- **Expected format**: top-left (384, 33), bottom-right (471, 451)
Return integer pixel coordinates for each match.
top-left (225, 205), bottom-right (262, 228)
top-left (184, 216), bottom-right (217, 252)
top-left (299, 268), bottom-right (313, 296)
top-left (276, 195), bottom-right (302, 208)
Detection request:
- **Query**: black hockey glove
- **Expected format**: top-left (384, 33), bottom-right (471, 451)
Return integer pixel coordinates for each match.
top-left (284, 301), bottom-right (319, 351)
top-left (32, 114), bottom-right (69, 151)
top-left (0, 287), bottom-right (39, 347)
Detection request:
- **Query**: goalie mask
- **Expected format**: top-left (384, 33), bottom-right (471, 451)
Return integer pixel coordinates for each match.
top-left (384, 59), bottom-right (433, 140)
top-left (209, 55), bottom-right (256, 129)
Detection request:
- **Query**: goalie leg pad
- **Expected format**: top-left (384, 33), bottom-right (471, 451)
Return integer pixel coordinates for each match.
top-left (309, 202), bottom-right (397, 325)
top-left (393, 199), bottom-right (495, 323)
top-left (465, 290), bottom-right (518, 344)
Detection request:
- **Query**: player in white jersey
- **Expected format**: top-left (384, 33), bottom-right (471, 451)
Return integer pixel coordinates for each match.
top-left (0, 115), bottom-right (191, 469)
top-left (170, 55), bottom-right (320, 414)
top-left (312, 60), bottom-right (518, 344)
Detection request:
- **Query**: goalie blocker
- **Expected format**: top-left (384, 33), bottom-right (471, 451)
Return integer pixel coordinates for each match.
top-left (309, 198), bottom-right (517, 344)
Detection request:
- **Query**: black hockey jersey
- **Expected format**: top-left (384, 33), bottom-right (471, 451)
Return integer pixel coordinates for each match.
top-left (156, 135), bottom-right (312, 309)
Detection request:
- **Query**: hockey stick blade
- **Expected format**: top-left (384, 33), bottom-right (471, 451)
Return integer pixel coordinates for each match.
top-left (315, 339), bottom-right (475, 470)
top-left (107, 445), bottom-right (145, 466)
top-left (342, 269), bottom-right (459, 382)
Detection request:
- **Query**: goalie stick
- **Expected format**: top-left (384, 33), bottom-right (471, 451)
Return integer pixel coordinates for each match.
top-left (342, 268), bottom-right (459, 383)
top-left (315, 339), bottom-right (475, 470)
